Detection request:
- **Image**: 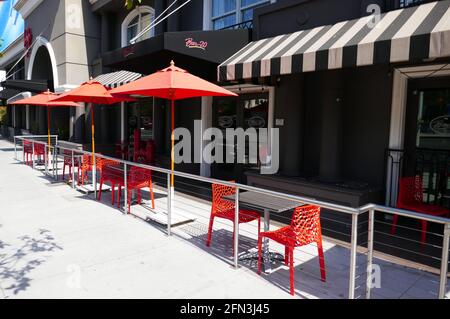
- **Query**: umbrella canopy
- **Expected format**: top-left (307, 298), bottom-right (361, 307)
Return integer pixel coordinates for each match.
top-left (50, 80), bottom-right (136, 194)
top-left (109, 61), bottom-right (238, 100)
top-left (109, 61), bottom-right (238, 191)
top-left (11, 90), bottom-right (80, 107)
top-left (51, 80), bottom-right (135, 105)
top-left (11, 90), bottom-right (81, 147)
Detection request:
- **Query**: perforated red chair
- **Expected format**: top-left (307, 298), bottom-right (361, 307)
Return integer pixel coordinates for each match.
top-left (33, 143), bottom-right (46, 164)
top-left (206, 183), bottom-right (261, 253)
top-left (62, 150), bottom-right (81, 181)
top-left (257, 204), bottom-right (326, 296)
top-left (117, 166), bottom-right (155, 213)
top-left (78, 154), bottom-right (93, 185)
top-left (23, 140), bottom-right (33, 166)
top-left (391, 176), bottom-right (450, 244)
top-left (98, 162), bottom-right (122, 205)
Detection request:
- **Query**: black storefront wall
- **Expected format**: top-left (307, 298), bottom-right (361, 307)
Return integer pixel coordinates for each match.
top-left (100, 29), bottom-right (251, 169)
top-left (102, 29), bottom-right (251, 80)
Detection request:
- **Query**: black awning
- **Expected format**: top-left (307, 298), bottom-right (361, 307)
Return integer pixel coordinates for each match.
top-left (1, 79), bottom-right (51, 93)
top-left (102, 29), bottom-right (251, 79)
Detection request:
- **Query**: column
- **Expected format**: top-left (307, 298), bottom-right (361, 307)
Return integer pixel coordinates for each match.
top-left (74, 104), bottom-right (86, 143)
top-left (200, 96), bottom-right (212, 177)
top-left (26, 106), bottom-right (30, 130)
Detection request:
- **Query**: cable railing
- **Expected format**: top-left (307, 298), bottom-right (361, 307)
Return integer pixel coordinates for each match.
top-left (11, 135), bottom-right (450, 299)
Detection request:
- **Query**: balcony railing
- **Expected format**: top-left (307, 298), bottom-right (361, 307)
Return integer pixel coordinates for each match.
top-left (387, 0), bottom-right (438, 10)
top-left (219, 20), bottom-right (253, 31)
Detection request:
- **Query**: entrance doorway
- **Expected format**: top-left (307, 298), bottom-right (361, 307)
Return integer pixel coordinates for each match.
top-left (211, 91), bottom-right (270, 182)
top-left (404, 77), bottom-right (450, 206)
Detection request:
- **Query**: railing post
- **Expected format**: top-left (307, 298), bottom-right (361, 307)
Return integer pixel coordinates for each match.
top-left (53, 146), bottom-right (57, 180)
top-left (349, 213), bottom-right (359, 299)
top-left (31, 140), bottom-right (35, 170)
top-left (167, 173), bottom-right (172, 236)
top-left (439, 224), bottom-right (450, 299)
top-left (234, 187), bottom-right (240, 269)
top-left (93, 154), bottom-right (97, 198)
top-left (14, 136), bottom-right (17, 160)
top-left (366, 209), bottom-right (375, 299)
top-left (22, 138), bottom-right (25, 163)
top-left (123, 163), bottom-right (128, 214)
top-left (71, 150), bottom-right (75, 189)
top-left (44, 144), bottom-right (48, 176)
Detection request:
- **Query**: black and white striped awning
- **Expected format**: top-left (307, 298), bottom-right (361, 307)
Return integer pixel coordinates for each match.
top-left (218, 0), bottom-right (450, 82)
top-left (94, 70), bottom-right (142, 89)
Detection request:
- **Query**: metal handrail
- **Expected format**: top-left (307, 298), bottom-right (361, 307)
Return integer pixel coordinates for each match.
top-left (14, 136), bottom-right (450, 299)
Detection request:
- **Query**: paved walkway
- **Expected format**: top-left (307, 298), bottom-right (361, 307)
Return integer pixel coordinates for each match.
top-left (0, 138), bottom-right (447, 299)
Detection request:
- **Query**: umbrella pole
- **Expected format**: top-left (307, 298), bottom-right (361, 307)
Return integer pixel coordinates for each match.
top-left (91, 103), bottom-right (97, 197)
top-left (47, 107), bottom-right (51, 148)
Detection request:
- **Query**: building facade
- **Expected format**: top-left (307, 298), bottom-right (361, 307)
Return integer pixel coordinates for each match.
top-left (3, 0), bottom-right (450, 215)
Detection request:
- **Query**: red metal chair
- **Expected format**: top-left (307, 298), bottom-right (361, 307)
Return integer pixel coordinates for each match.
top-left (33, 143), bottom-right (46, 164)
top-left (98, 162), bottom-right (122, 206)
top-left (206, 183), bottom-right (261, 253)
top-left (23, 140), bottom-right (33, 166)
top-left (391, 176), bottom-right (450, 244)
top-left (117, 166), bottom-right (155, 213)
top-left (257, 204), bottom-right (326, 296)
top-left (62, 150), bottom-right (81, 181)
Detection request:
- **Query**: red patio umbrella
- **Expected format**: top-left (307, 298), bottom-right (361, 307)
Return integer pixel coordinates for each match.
top-left (109, 60), bottom-right (238, 191)
top-left (50, 79), bottom-right (136, 156)
top-left (51, 79), bottom-right (136, 193)
top-left (11, 90), bottom-right (81, 147)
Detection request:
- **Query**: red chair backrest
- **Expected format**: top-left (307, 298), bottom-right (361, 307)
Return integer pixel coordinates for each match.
top-left (128, 166), bottom-right (151, 187)
top-left (212, 182), bottom-right (236, 213)
top-left (289, 205), bottom-right (322, 246)
top-left (397, 176), bottom-right (423, 207)
top-left (23, 140), bottom-right (32, 152)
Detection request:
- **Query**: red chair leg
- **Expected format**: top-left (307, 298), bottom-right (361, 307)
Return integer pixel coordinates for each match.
top-left (111, 183), bottom-right (115, 205)
top-left (137, 189), bottom-right (141, 205)
top-left (127, 189), bottom-right (132, 214)
top-left (391, 214), bottom-right (399, 235)
top-left (317, 241), bottom-right (326, 282)
top-left (98, 178), bottom-right (103, 201)
top-left (421, 220), bottom-right (428, 246)
top-left (149, 179), bottom-right (155, 209)
top-left (206, 214), bottom-right (215, 247)
top-left (117, 185), bottom-right (122, 209)
top-left (285, 246), bottom-right (289, 266)
top-left (62, 164), bottom-right (66, 181)
top-left (69, 165), bottom-right (72, 181)
top-left (289, 248), bottom-right (295, 296)
top-left (257, 235), bottom-right (263, 275)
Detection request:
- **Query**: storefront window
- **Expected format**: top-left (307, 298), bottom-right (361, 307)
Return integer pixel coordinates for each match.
top-left (122, 6), bottom-right (155, 47)
top-left (416, 89), bottom-right (450, 150)
top-left (212, 92), bottom-right (270, 180)
top-left (128, 98), bottom-right (154, 142)
top-left (211, 0), bottom-right (270, 30)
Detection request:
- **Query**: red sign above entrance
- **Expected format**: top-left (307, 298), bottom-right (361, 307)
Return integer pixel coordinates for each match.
top-left (185, 38), bottom-right (208, 50)
top-left (24, 28), bottom-right (33, 58)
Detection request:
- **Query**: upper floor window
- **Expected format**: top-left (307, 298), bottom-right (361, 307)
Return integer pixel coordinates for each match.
top-left (211, 0), bottom-right (270, 30)
top-left (121, 6), bottom-right (155, 47)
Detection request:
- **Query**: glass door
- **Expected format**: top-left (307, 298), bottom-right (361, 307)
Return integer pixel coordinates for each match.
top-left (211, 92), bottom-right (269, 182)
top-left (404, 83), bottom-right (450, 205)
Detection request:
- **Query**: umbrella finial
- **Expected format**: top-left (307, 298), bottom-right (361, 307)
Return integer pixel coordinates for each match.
top-left (170, 60), bottom-right (175, 67)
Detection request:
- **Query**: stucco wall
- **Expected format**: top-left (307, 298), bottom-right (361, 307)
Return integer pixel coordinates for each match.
top-left (25, 0), bottom-right (101, 88)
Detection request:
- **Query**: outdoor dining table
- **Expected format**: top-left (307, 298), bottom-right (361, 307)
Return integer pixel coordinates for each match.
top-left (223, 191), bottom-right (302, 272)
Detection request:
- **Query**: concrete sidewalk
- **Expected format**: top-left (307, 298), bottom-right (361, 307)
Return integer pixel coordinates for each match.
top-left (0, 139), bottom-right (292, 298)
